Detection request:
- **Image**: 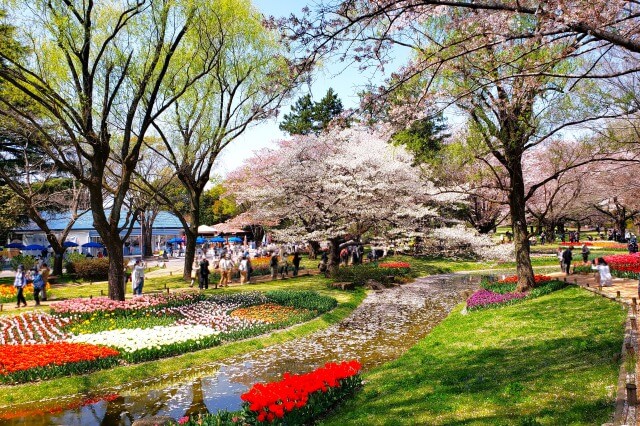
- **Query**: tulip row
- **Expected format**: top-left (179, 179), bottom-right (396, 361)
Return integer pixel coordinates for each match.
top-left (0, 283), bottom-right (52, 304)
top-left (0, 342), bottom-right (120, 384)
top-left (0, 312), bottom-right (70, 345)
top-left (50, 292), bottom-right (206, 318)
top-left (604, 253), bottom-right (640, 276)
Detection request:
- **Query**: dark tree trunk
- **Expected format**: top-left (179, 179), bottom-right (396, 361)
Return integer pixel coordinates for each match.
top-left (52, 251), bottom-right (64, 276)
top-left (183, 225), bottom-right (198, 281)
top-left (509, 159), bottom-right (535, 293)
top-left (143, 225), bottom-right (153, 256)
top-left (327, 237), bottom-right (341, 276)
top-left (106, 242), bottom-right (126, 300)
top-left (308, 240), bottom-right (321, 259)
top-left (477, 222), bottom-right (496, 234)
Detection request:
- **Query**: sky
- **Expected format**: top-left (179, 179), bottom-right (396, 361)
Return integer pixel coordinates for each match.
top-left (213, 0), bottom-right (407, 176)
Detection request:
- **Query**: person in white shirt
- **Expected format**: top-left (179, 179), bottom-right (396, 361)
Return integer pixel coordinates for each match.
top-left (592, 257), bottom-right (613, 287)
top-left (218, 255), bottom-right (232, 288)
top-left (131, 259), bottom-right (145, 295)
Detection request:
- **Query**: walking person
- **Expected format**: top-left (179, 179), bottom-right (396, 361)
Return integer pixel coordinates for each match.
top-left (562, 246), bottom-right (573, 276)
top-left (31, 267), bottom-right (45, 306)
top-left (292, 252), bottom-right (301, 277)
top-left (270, 252), bottom-right (279, 279)
top-left (14, 265), bottom-right (27, 308)
top-left (581, 243), bottom-right (590, 264)
top-left (39, 263), bottom-right (50, 301)
top-left (557, 247), bottom-right (565, 273)
top-left (199, 256), bottom-right (210, 289)
top-left (219, 255), bottom-right (232, 288)
top-left (132, 259), bottom-right (145, 295)
top-left (239, 255), bottom-right (249, 284)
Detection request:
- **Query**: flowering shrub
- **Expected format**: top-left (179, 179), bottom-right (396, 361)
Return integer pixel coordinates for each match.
top-left (0, 312), bottom-right (70, 345)
top-left (50, 292), bottom-right (205, 318)
top-left (0, 342), bottom-right (120, 384)
top-left (603, 253), bottom-right (640, 277)
top-left (240, 360), bottom-right (362, 424)
top-left (428, 225), bottom-right (515, 261)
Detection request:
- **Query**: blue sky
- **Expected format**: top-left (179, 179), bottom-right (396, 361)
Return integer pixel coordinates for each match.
top-left (214, 0), bottom-right (407, 175)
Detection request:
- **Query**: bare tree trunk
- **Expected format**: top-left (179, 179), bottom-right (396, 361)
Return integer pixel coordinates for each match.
top-left (327, 237), bottom-right (342, 276)
top-left (308, 240), bottom-right (320, 259)
top-left (183, 226), bottom-right (198, 282)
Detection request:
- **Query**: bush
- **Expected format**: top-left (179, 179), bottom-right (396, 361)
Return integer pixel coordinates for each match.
top-left (64, 252), bottom-right (86, 274)
top-left (265, 290), bottom-right (337, 313)
top-left (72, 258), bottom-right (110, 281)
top-left (9, 254), bottom-right (37, 272)
top-left (332, 263), bottom-right (411, 286)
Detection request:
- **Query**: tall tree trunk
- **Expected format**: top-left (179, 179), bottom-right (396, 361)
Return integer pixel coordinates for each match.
top-left (52, 250), bottom-right (64, 276)
top-left (106, 241), bottom-right (126, 300)
top-left (183, 225), bottom-right (198, 281)
top-left (327, 237), bottom-right (341, 276)
top-left (308, 240), bottom-right (320, 259)
top-left (509, 159), bottom-right (535, 293)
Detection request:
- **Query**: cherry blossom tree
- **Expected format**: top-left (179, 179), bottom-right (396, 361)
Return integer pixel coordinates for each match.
top-left (228, 126), bottom-right (435, 274)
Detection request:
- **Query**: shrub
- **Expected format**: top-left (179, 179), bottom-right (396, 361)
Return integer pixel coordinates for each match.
top-left (73, 257), bottom-right (110, 281)
top-left (332, 263), bottom-right (411, 286)
top-left (9, 254), bottom-right (37, 272)
top-left (64, 252), bottom-right (86, 274)
top-left (265, 290), bottom-right (337, 313)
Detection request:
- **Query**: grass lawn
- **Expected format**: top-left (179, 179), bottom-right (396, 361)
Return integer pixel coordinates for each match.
top-left (321, 286), bottom-right (626, 425)
top-left (0, 275), bottom-right (365, 407)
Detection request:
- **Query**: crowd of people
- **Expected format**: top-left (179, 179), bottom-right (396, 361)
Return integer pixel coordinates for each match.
top-left (12, 261), bottom-right (49, 307)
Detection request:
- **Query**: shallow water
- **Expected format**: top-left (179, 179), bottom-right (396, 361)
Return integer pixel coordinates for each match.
top-left (2, 274), bottom-right (477, 425)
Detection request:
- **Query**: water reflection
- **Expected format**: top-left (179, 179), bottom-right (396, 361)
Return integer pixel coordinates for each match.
top-left (2, 274), bottom-right (477, 425)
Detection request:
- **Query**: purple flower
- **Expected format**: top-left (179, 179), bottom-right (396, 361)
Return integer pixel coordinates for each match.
top-left (466, 289), bottom-right (527, 310)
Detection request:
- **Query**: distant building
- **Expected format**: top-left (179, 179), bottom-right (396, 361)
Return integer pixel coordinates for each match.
top-left (10, 211), bottom-right (183, 256)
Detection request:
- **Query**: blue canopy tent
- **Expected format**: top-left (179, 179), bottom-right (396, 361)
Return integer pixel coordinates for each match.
top-left (82, 241), bottom-right (105, 248)
top-left (167, 237), bottom-right (184, 244)
top-left (24, 244), bottom-right (47, 251)
top-left (228, 237), bottom-right (243, 243)
top-left (6, 242), bottom-right (25, 249)
top-left (210, 237), bottom-right (225, 243)
top-left (63, 241), bottom-right (79, 248)
top-left (196, 236), bottom-right (206, 244)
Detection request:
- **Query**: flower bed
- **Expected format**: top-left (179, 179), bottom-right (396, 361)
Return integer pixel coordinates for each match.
top-left (496, 274), bottom-right (552, 284)
top-left (0, 312), bottom-right (70, 345)
top-left (67, 324), bottom-right (221, 363)
top-left (0, 342), bottom-right (120, 384)
top-left (231, 304), bottom-right (303, 324)
top-left (50, 292), bottom-right (205, 318)
top-left (379, 261), bottom-right (411, 269)
top-left (603, 253), bottom-right (640, 278)
top-left (467, 278), bottom-right (568, 311)
top-left (239, 360), bottom-right (362, 425)
top-left (161, 300), bottom-right (266, 332)
top-left (0, 283), bottom-right (52, 304)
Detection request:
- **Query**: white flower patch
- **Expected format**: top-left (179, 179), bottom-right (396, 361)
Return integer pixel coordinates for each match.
top-left (67, 324), bottom-right (218, 353)
top-left (160, 300), bottom-right (266, 332)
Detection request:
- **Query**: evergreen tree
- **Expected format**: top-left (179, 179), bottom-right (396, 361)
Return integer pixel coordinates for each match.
top-left (390, 114), bottom-right (448, 166)
top-left (279, 88), bottom-right (343, 135)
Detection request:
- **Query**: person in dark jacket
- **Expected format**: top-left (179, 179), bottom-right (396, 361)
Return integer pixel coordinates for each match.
top-left (198, 256), bottom-right (210, 289)
top-left (292, 252), bottom-right (301, 277)
top-left (562, 246), bottom-right (573, 275)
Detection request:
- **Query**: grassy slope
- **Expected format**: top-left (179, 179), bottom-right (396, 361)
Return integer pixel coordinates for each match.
top-left (322, 287), bottom-right (626, 426)
top-left (0, 277), bottom-right (365, 407)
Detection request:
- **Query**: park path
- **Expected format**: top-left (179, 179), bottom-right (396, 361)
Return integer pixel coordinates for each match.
top-left (4, 274), bottom-right (478, 425)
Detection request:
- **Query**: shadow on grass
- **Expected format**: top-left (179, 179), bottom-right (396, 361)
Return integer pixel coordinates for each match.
top-left (322, 288), bottom-right (624, 425)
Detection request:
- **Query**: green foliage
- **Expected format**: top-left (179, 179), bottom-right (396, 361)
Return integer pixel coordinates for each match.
top-left (390, 114), bottom-right (449, 166)
top-left (265, 290), bottom-right (337, 312)
top-left (9, 254), bottom-right (36, 271)
top-left (331, 263), bottom-right (413, 286)
top-left (63, 252), bottom-right (86, 274)
top-left (200, 179), bottom-right (239, 226)
top-left (279, 88), bottom-right (344, 135)
top-left (72, 258), bottom-right (110, 281)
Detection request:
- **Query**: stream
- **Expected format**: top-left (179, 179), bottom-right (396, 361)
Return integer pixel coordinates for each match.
top-left (2, 274), bottom-right (478, 425)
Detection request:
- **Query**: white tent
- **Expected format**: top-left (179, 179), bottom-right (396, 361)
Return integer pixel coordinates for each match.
top-left (197, 225), bottom-right (217, 234)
